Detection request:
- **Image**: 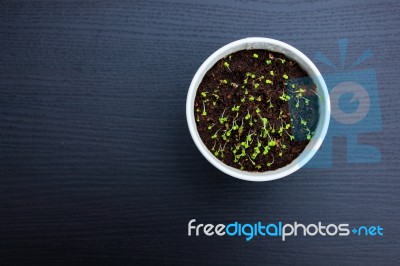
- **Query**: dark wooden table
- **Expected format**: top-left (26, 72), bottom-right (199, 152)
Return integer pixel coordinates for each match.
top-left (1, 0), bottom-right (399, 265)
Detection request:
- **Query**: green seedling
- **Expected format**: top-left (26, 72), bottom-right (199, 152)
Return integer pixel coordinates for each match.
top-left (268, 140), bottom-right (276, 147)
top-left (231, 119), bottom-right (239, 131)
top-left (219, 108), bottom-right (228, 124)
top-left (267, 154), bottom-right (274, 167)
top-left (224, 61), bottom-right (230, 68)
top-left (266, 79), bottom-right (273, 84)
top-left (241, 131), bottom-right (255, 149)
top-left (211, 141), bottom-right (217, 151)
top-left (245, 110), bottom-right (251, 120)
top-left (266, 59), bottom-right (271, 65)
top-left (230, 82), bottom-right (238, 89)
top-left (201, 91), bottom-right (208, 98)
top-left (232, 143), bottom-right (241, 154)
top-left (245, 72), bottom-right (256, 79)
top-left (267, 98), bottom-right (274, 108)
top-left (247, 155), bottom-right (256, 166)
top-left (238, 118), bottom-right (244, 137)
top-left (211, 128), bottom-right (220, 139)
top-left (299, 117), bottom-right (313, 140)
top-left (270, 70), bottom-right (274, 76)
top-left (279, 92), bottom-right (290, 102)
top-left (258, 116), bottom-right (269, 138)
top-left (297, 88), bottom-right (305, 94)
top-left (263, 145), bottom-right (270, 155)
top-left (280, 59), bottom-right (286, 64)
top-left (246, 131), bottom-right (255, 142)
top-left (278, 126), bottom-right (284, 136)
top-left (221, 129), bottom-right (229, 140)
top-left (304, 126), bottom-right (313, 140)
top-left (282, 74), bottom-right (289, 80)
top-left (207, 123), bottom-right (215, 130)
top-left (253, 53), bottom-right (259, 58)
top-left (249, 115), bottom-right (254, 126)
top-left (241, 141), bottom-right (249, 149)
top-left (215, 142), bottom-right (228, 158)
top-left (202, 102), bottom-right (207, 116)
top-left (251, 141), bottom-right (261, 160)
top-left (231, 105), bottom-right (240, 112)
top-left (295, 97), bottom-right (300, 108)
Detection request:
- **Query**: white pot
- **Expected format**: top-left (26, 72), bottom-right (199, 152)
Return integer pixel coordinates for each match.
top-left (186, 37), bottom-right (330, 182)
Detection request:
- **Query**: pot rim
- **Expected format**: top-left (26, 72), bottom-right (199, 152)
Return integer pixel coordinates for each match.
top-left (186, 37), bottom-right (330, 181)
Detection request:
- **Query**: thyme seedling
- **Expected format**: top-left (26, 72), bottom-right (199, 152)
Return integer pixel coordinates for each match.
top-left (224, 61), bottom-right (230, 69)
top-left (267, 154), bottom-right (274, 167)
top-left (219, 108), bottom-right (228, 124)
top-left (231, 105), bottom-right (240, 112)
top-left (279, 92), bottom-right (290, 102)
top-left (208, 123), bottom-right (215, 130)
top-left (202, 102), bottom-right (207, 116)
top-left (211, 128), bottom-right (221, 139)
top-left (245, 110), bottom-right (251, 120)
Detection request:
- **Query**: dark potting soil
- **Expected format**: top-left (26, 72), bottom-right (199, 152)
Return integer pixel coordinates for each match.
top-left (194, 49), bottom-right (319, 172)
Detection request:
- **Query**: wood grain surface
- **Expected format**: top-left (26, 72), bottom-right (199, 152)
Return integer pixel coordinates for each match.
top-left (0, 0), bottom-right (399, 265)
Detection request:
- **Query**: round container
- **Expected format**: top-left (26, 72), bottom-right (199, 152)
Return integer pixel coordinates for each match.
top-left (186, 37), bottom-right (330, 181)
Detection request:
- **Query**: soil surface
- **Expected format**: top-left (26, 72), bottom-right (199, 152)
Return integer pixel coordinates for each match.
top-left (194, 49), bottom-right (319, 172)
